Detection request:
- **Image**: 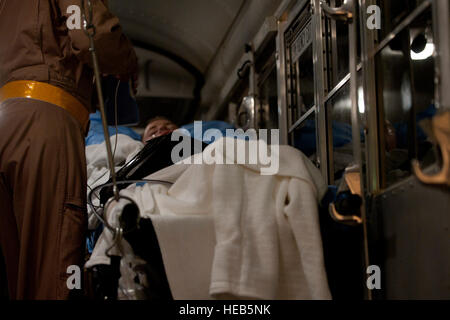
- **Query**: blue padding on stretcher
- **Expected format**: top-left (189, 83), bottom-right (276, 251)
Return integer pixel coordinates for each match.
top-left (87, 224), bottom-right (104, 254)
top-left (85, 111), bottom-right (142, 146)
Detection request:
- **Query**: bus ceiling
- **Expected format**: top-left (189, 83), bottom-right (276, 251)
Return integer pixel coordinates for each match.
top-left (108, 0), bottom-right (286, 119)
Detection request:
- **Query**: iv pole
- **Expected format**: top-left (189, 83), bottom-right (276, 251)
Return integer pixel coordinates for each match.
top-left (82, 0), bottom-right (119, 201)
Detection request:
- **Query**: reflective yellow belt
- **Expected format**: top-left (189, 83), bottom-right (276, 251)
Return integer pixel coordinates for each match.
top-left (0, 80), bottom-right (89, 133)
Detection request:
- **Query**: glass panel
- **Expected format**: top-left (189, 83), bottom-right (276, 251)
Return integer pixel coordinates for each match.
top-left (295, 44), bottom-right (315, 116)
top-left (325, 0), bottom-right (361, 88)
top-left (375, 8), bottom-right (436, 187)
top-left (328, 82), bottom-right (353, 183)
top-left (326, 71), bottom-right (365, 185)
top-left (292, 111), bottom-right (317, 162)
top-left (333, 18), bottom-right (350, 85)
top-left (377, 0), bottom-right (426, 41)
top-left (258, 64), bottom-right (279, 130)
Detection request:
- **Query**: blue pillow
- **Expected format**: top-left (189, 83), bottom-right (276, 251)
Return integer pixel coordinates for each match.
top-left (86, 111), bottom-right (142, 146)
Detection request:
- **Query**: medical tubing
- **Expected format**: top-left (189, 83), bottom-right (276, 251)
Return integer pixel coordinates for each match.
top-left (112, 80), bottom-right (120, 160)
top-left (87, 179), bottom-right (173, 234)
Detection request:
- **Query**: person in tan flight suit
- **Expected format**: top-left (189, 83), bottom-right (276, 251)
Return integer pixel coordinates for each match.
top-left (0, 0), bottom-right (138, 299)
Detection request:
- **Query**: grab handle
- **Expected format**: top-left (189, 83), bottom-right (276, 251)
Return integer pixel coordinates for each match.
top-left (329, 171), bottom-right (363, 226)
top-left (413, 111), bottom-right (450, 186)
top-left (320, 0), bottom-right (354, 22)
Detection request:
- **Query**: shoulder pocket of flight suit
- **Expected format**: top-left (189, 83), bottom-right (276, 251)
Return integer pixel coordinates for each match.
top-left (59, 197), bottom-right (88, 280)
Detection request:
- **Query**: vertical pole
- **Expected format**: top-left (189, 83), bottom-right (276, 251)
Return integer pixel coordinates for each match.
top-left (348, 1), bottom-right (372, 300)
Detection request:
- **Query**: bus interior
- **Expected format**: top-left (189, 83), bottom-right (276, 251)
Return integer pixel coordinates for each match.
top-left (1, 0), bottom-right (449, 301)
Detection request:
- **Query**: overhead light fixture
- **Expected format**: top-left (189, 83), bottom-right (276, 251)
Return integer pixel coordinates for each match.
top-left (410, 28), bottom-right (434, 60)
top-left (411, 42), bottom-right (435, 60)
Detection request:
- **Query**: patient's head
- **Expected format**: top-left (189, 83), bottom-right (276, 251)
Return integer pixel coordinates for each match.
top-left (142, 116), bottom-right (178, 143)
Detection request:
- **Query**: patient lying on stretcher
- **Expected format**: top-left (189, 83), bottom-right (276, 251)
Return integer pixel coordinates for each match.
top-left (86, 116), bottom-right (217, 229)
top-left (85, 128), bottom-right (332, 300)
top-left (86, 117), bottom-right (177, 226)
top-left (141, 116), bottom-right (178, 143)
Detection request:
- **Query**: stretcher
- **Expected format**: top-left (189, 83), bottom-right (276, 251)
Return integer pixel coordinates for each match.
top-left (84, 133), bottom-right (364, 300)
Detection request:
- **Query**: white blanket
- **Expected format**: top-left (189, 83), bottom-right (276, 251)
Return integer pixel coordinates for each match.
top-left (86, 137), bottom-right (331, 300)
top-left (86, 134), bottom-right (144, 229)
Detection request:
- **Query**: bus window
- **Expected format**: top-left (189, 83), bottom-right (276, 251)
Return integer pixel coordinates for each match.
top-left (328, 82), bottom-right (353, 184)
top-left (284, 3), bottom-right (314, 129)
top-left (375, 8), bottom-right (436, 187)
top-left (255, 37), bottom-right (278, 131)
top-left (257, 61), bottom-right (279, 130)
top-left (292, 111), bottom-right (317, 162)
top-left (295, 44), bottom-right (315, 116)
top-left (378, 0), bottom-right (427, 41)
top-left (326, 71), bottom-right (365, 185)
top-left (324, 0), bottom-right (361, 89)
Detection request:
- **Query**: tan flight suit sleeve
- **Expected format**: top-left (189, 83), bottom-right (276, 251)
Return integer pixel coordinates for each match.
top-left (56, 0), bottom-right (138, 75)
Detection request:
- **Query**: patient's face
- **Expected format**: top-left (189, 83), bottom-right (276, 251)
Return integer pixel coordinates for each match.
top-left (142, 118), bottom-right (178, 143)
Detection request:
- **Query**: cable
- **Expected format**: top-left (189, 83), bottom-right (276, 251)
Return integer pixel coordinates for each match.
top-left (112, 80), bottom-right (120, 161)
top-left (87, 184), bottom-right (101, 201)
top-left (87, 179), bottom-right (173, 234)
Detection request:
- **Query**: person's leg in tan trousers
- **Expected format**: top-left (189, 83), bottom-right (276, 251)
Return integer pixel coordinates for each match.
top-left (0, 98), bottom-right (88, 300)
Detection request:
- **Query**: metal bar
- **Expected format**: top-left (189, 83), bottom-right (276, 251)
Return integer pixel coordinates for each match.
top-left (286, 36), bottom-right (294, 139)
top-left (405, 24), bottom-right (418, 164)
top-left (330, 0), bottom-right (339, 86)
top-left (433, 0), bottom-right (450, 111)
top-left (248, 44), bottom-right (257, 129)
top-left (349, 19), bottom-right (361, 187)
top-left (325, 71), bottom-right (350, 102)
top-left (370, 0), bottom-right (432, 59)
top-left (82, 0), bottom-right (119, 201)
top-left (313, 0), bottom-right (330, 181)
top-left (324, 62), bottom-right (362, 103)
top-left (348, 0), bottom-right (371, 301)
top-left (276, 19), bottom-right (289, 145)
top-left (289, 106), bottom-right (316, 133)
top-left (294, 56), bottom-right (301, 120)
top-left (359, 0), bottom-right (380, 194)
